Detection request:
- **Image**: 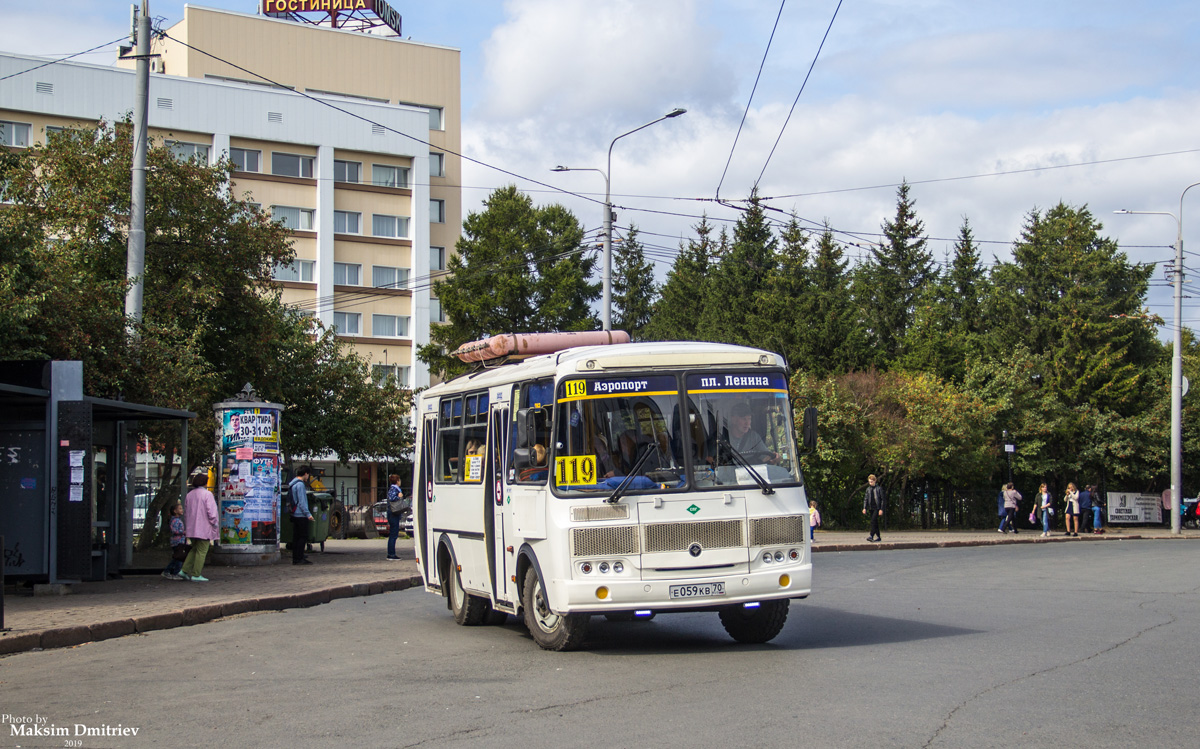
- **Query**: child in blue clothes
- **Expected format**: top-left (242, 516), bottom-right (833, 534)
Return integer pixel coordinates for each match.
top-left (162, 502), bottom-right (188, 580)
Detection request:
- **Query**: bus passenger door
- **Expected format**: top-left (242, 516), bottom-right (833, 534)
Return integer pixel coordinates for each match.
top-left (417, 415), bottom-right (436, 585)
top-left (487, 406), bottom-right (513, 608)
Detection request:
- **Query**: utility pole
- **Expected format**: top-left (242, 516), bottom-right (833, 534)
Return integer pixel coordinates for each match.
top-left (125, 0), bottom-right (151, 336)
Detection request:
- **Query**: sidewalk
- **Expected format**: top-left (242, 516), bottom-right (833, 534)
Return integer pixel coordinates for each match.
top-left (2, 528), bottom-right (1196, 656)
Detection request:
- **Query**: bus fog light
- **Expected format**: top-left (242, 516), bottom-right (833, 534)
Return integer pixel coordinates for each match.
top-left (789, 548), bottom-right (799, 560)
top-left (779, 574), bottom-right (791, 587)
top-left (581, 562), bottom-right (593, 574)
top-left (773, 551), bottom-right (784, 562)
top-left (613, 561), bottom-right (624, 573)
top-left (762, 551), bottom-right (773, 563)
top-left (596, 586), bottom-right (609, 600)
top-left (599, 561), bottom-right (610, 573)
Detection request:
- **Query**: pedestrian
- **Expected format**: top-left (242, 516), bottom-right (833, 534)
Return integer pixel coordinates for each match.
top-left (1002, 482), bottom-right (1022, 535)
top-left (1089, 485), bottom-right (1105, 533)
top-left (386, 473), bottom-right (409, 560)
top-left (1037, 483), bottom-right (1053, 537)
top-left (1161, 488), bottom-right (1172, 528)
top-left (1078, 484), bottom-right (1093, 534)
top-left (997, 484), bottom-right (1009, 533)
top-left (161, 502), bottom-right (188, 580)
top-left (863, 474), bottom-right (885, 542)
top-left (1064, 482), bottom-right (1080, 536)
top-left (808, 500), bottom-right (821, 542)
top-left (288, 465), bottom-right (315, 565)
top-left (180, 473), bottom-right (218, 582)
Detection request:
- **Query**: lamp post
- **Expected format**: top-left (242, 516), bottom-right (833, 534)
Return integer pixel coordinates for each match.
top-left (553, 108), bottom-right (686, 330)
top-left (1115, 179), bottom-right (1200, 535)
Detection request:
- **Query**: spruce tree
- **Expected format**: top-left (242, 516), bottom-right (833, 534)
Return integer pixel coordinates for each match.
top-left (644, 216), bottom-right (716, 341)
top-left (752, 214), bottom-right (811, 365)
top-left (612, 225), bottom-right (658, 339)
top-left (860, 181), bottom-right (934, 364)
top-left (698, 190), bottom-right (777, 345)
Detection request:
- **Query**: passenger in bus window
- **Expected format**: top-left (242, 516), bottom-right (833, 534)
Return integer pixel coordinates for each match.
top-left (591, 432), bottom-right (617, 479)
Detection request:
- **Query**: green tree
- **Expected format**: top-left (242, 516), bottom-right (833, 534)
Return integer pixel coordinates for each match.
top-left (857, 181), bottom-right (934, 364)
top-left (986, 203), bottom-right (1158, 415)
top-left (699, 190), bottom-right (777, 345)
top-left (612, 225), bottom-right (658, 338)
top-left (751, 214), bottom-right (811, 365)
top-left (804, 225), bottom-right (868, 375)
top-left (418, 185), bottom-right (599, 379)
top-left (644, 216), bottom-right (717, 341)
top-left (0, 121), bottom-right (414, 544)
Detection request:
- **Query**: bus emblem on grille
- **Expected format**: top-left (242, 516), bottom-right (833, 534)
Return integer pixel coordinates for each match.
top-left (689, 543), bottom-right (703, 557)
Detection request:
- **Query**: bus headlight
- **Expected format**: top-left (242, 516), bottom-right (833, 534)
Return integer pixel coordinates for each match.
top-left (613, 561), bottom-right (624, 573)
top-left (762, 551), bottom-right (773, 563)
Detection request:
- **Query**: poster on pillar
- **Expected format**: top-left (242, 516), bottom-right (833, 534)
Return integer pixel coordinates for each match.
top-left (219, 408), bottom-right (281, 545)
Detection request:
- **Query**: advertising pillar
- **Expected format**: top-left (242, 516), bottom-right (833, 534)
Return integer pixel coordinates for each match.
top-left (210, 385), bottom-right (286, 566)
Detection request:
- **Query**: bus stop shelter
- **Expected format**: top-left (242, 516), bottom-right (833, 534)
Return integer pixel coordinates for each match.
top-left (0, 360), bottom-right (195, 584)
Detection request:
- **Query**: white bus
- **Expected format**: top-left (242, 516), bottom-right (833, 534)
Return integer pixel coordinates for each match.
top-left (413, 336), bottom-right (816, 650)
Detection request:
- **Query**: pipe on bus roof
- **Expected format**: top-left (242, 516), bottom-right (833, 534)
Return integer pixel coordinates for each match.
top-left (452, 331), bottom-right (631, 363)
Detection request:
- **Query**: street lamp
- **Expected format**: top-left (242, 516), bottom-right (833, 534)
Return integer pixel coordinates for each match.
top-left (1115, 178), bottom-right (1200, 535)
top-left (553, 107), bottom-right (686, 330)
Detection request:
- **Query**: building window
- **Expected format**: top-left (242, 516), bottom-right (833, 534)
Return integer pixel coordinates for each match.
top-left (332, 311), bottom-right (361, 335)
top-left (430, 297), bottom-right (445, 323)
top-left (372, 265), bottom-right (410, 289)
top-left (272, 152), bottom-right (314, 178)
top-left (272, 259), bottom-right (314, 282)
top-left (372, 214), bottom-right (410, 239)
top-left (430, 152), bottom-right (444, 178)
top-left (430, 246), bottom-right (446, 271)
top-left (372, 364), bottom-right (411, 388)
top-left (271, 206), bottom-right (315, 231)
top-left (430, 199), bottom-right (445, 224)
top-left (428, 106), bottom-right (444, 131)
top-left (371, 164), bottom-right (410, 188)
top-left (334, 210), bottom-right (361, 234)
top-left (230, 147), bottom-right (260, 172)
top-left (372, 314), bottom-right (411, 338)
top-left (0, 121), bottom-right (31, 147)
top-left (166, 141), bottom-right (210, 163)
top-left (334, 159), bottom-right (361, 183)
top-left (333, 262), bottom-right (361, 286)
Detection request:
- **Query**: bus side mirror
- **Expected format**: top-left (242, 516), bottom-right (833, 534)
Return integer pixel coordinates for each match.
top-left (513, 448), bottom-right (532, 469)
top-left (802, 407), bottom-right (818, 453)
top-left (515, 407), bottom-right (543, 449)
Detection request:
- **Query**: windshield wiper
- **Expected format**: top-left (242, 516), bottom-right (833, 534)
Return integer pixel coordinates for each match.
top-left (717, 439), bottom-right (774, 495)
top-left (605, 443), bottom-right (658, 504)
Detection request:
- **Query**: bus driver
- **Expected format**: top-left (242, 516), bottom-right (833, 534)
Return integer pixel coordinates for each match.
top-left (727, 402), bottom-right (779, 464)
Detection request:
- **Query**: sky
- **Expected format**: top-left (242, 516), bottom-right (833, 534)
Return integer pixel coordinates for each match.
top-left (4, 0), bottom-right (1200, 334)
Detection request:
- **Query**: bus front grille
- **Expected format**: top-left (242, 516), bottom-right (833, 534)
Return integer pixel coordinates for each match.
top-left (570, 504), bottom-right (631, 522)
top-left (572, 525), bottom-right (640, 556)
top-left (749, 515), bottom-right (807, 546)
top-left (643, 520), bottom-right (744, 553)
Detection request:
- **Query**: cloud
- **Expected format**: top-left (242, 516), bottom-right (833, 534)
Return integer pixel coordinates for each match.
top-left (477, 0), bottom-right (729, 124)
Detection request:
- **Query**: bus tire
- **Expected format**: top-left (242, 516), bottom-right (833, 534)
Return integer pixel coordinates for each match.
top-left (718, 599), bottom-right (789, 644)
top-left (448, 560), bottom-right (488, 626)
top-left (522, 568), bottom-right (589, 651)
top-left (484, 605), bottom-right (508, 626)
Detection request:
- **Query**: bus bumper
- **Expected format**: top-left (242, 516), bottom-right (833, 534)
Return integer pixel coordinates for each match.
top-left (551, 563), bottom-right (812, 614)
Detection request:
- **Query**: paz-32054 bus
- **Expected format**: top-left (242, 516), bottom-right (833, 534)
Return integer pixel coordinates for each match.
top-left (413, 333), bottom-right (816, 650)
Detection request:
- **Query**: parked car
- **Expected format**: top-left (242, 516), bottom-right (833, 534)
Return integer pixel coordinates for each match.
top-left (371, 500), bottom-right (413, 536)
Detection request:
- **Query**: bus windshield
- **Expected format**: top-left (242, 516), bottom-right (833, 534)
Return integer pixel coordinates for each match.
top-left (552, 372), bottom-right (800, 496)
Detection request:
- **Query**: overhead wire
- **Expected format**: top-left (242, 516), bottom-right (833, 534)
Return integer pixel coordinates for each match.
top-left (754, 0), bottom-right (843, 189)
top-left (714, 0), bottom-right (787, 201)
top-left (0, 36), bottom-right (129, 83)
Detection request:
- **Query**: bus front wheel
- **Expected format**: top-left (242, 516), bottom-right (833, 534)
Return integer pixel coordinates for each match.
top-left (522, 568), bottom-right (590, 651)
top-left (718, 600), bottom-right (789, 644)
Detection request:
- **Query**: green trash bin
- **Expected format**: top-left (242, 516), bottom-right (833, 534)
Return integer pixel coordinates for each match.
top-left (280, 491), bottom-right (333, 551)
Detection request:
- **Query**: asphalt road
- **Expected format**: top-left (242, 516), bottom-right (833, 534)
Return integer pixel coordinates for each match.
top-left (2, 542), bottom-right (1196, 748)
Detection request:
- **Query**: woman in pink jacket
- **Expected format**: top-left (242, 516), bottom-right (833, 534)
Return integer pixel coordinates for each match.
top-left (181, 472), bottom-right (219, 582)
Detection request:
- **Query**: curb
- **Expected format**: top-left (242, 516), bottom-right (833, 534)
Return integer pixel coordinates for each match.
top-left (0, 575), bottom-right (424, 657)
top-left (810, 532), bottom-right (1186, 553)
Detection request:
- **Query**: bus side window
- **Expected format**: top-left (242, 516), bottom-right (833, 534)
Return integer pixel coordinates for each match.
top-left (436, 397), bottom-right (462, 482)
top-left (513, 379), bottom-right (553, 484)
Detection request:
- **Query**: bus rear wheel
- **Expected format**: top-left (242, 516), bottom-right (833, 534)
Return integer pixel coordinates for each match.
top-left (448, 560), bottom-right (488, 626)
top-left (718, 600), bottom-right (789, 644)
top-left (522, 568), bottom-right (589, 651)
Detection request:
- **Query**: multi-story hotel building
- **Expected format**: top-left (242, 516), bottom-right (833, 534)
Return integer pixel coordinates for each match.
top-left (0, 4), bottom-right (460, 505)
